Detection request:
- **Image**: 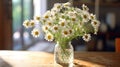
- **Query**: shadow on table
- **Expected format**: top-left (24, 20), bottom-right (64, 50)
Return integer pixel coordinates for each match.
top-left (0, 57), bottom-right (12, 67)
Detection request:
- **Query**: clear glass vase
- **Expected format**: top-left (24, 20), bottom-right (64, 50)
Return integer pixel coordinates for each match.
top-left (54, 41), bottom-right (74, 67)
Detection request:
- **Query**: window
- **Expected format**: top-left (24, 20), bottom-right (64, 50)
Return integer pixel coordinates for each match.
top-left (12, 0), bottom-right (34, 50)
top-left (12, 0), bottom-right (48, 50)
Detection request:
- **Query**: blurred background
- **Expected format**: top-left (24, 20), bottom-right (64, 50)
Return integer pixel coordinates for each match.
top-left (0, 0), bottom-right (120, 52)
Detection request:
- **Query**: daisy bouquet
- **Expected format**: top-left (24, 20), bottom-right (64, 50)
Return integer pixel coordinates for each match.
top-left (23, 2), bottom-right (100, 49)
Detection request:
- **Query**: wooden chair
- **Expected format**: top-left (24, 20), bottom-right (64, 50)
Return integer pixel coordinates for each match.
top-left (115, 38), bottom-right (120, 52)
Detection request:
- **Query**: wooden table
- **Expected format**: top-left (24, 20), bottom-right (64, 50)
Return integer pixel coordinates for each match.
top-left (0, 51), bottom-right (120, 67)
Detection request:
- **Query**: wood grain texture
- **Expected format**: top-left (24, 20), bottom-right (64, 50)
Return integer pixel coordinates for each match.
top-left (0, 51), bottom-right (120, 67)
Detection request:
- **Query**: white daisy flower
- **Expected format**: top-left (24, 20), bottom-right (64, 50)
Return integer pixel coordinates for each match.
top-left (59, 19), bottom-right (67, 27)
top-left (82, 34), bottom-right (91, 42)
top-left (91, 20), bottom-right (100, 28)
top-left (71, 17), bottom-right (77, 22)
top-left (75, 8), bottom-right (82, 13)
top-left (34, 16), bottom-right (41, 21)
top-left (89, 14), bottom-right (96, 20)
top-left (51, 9), bottom-right (58, 16)
top-left (78, 21), bottom-right (84, 28)
top-left (31, 28), bottom-right (40, 38)
top-left (49, 16), bottom-right (56, 22)
top-left (29, 20), bottom-right (35, 27)
top-left (46, 20), bottom-right (53, 27)
top-left (63, 2), bottom-right (71, 8)
top-left (52, 25), bottom-right (59, 32)
top-left (81, 11), bottom-right (90, 22)
top-left (43, 10), bottom-right (51, 19)
top-left (62, 29), bottom-right (69, 37)
top-left (53, 3), bottom-right (62, 10)
top-left (42, 25), bottom-right (49, 32)
top-left (69, 29), bottom-right (74, 35)
top-left (41, 18), bottom-right (47, 24)
top-left (94, 28), bottom-right (98, 35)
top-left (60, 14), bottom-right (66, 19)
top-left (82, 4), bottom-right (89, 11)
top-left (68, 11), bottom-right (76, 18)
top-left (45, 33), bottom-right (54, 41)
top-left (23, 20), bottom-right (30, 28)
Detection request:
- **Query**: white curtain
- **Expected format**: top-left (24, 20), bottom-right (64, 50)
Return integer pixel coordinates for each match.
top-left (33, 0), bottom-right (47, 16)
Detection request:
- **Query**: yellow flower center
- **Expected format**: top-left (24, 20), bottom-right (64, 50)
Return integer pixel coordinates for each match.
top-left (48, 22), bottom-right (52, 26)
top-left (54, 26), bottom-right (58, 30)
top-left (64, 31), bottom-right (68, 35)
top-left (61, 22), bottom-right (65, 26)
top-left (69, 29), bottom-right (72, 34)
top-left (48, 35), bottom-right (52, 40)
top-left (94, 21), bottom-right (97, 25)
top-left (85, 35), bottom-right (88, 39)
top-left (57, 6), bottom-right (61, 9)
top-left (26, 22), bottom-right (29, 26)
top-left (72, 18), bottom-right (76, 21)
top-left (31, 22), bottom-right (34, 26)
top-left (45, 15), bottom-right (49, 18)
top-left (91, 16), bottom-right (94, 19)
top-left (45, 26), bottom-right (48, 30)
top-left (36, 17), bottom-right (40, 20)
top-left (35, 31), bottom-right (39, 35)
top-left (43, 19), bottom-right (46, 23)
top-left (83, 14), bottom-right (87, 19)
